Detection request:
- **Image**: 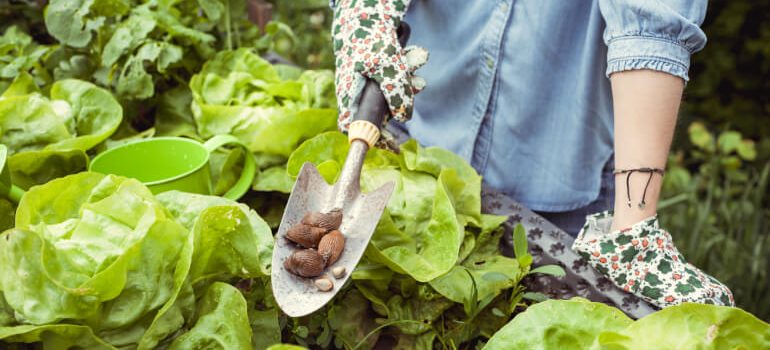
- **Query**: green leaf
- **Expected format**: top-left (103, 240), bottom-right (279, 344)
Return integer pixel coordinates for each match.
top-left (529, 264), bottom-right (566, 277)
top-left (45, 0), bottom-right (101, 48)
top-left (0, 79), bottom-right (122, 156)
top-left (287, 131), bottom-right (349, 179)
top-left (253, 166), bottom-right (295, 193)
top-left (598, 303), bottom-right (770, 349)
top-left (8, 149), bottom-right (89, 189)
top-left (0, 199), bottom-right (14, 233)
top-left (383, 292), bottom-right (453, 335)
top-left (0, 324), bottom-right (115, 349)
top-left (688, 122), bottom-right (715, 152)
top-left (483, 298), bottom-right (633, 350)
top-left (717, 130), bottom-right (742, 155)
top-left (196, 0), bottom-right (225, 21)
top-left (101, 13), bottom-right (156, 67)
top-left (0, 72), bottom-right (39, 97)
top-left (328, 290), bottom-right (381, 349)
top-left (155, 86), bottom-right (198, 138)
top-left (4, 173), bottom-right (187, 326)
top-left (167, 283), bottom-right (252, 350)
top-left (512, 223), bottom-right (530, 267)
top-left (521, 292), bottom-right (548, 302)
top-left (736, 139), bottom-right (757, 160)
top-left (190, 49), bottom-right (336, 157)
top-left (250, 308), bottom-right (281, 350)
top-left (156, 191), bottom-right (274, 278)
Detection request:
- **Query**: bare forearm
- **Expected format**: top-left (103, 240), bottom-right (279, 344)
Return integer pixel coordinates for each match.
top-left (610, 70), bottom-right (683, 230)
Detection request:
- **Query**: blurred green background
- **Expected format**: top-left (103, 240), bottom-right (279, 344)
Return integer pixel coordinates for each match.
top-left (269, 0), bottom-right (770, 320)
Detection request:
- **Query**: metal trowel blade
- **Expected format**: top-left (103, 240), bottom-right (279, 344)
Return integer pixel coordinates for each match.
top-left (271, 161), bottom-right (394, 317)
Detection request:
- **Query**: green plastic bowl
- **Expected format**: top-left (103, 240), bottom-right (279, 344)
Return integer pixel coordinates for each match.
top-left (90, 135), bottom-right (255, 200)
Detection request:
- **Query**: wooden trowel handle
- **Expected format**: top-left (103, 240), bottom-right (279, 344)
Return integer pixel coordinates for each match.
top-left (348, 22), bottom-right (411, 148)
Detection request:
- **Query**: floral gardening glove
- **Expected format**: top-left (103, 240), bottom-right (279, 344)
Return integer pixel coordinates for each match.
top-left (332, 0), bottom-right (429, 132)
top-left (573, 211), bottom-right (735, 308)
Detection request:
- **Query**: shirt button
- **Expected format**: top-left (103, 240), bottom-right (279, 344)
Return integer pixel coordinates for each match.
top-left (486, 55), bottom-right (495, 69)
top-left (500, 3), bottom-right (509, 12)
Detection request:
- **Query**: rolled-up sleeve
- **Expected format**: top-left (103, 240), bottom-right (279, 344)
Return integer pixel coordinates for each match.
top-left (598, 0), bottom-right (708, 81)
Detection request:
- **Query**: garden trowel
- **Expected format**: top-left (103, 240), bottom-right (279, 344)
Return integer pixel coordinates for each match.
top-left (271, 24), bottom-right (411, 317)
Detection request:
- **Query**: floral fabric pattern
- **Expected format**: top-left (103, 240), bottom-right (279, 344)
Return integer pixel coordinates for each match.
top-left (332, 0), bottom-right (426, 131)
top-left (572, 211), bottom-right (734, 308)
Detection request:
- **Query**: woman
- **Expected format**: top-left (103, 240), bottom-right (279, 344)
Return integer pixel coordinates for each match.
top-left (331, 0), bottom-right (734, 308)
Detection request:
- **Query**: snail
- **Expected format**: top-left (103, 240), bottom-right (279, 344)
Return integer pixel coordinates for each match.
top-left (285, 224), bottom-right (327, 248)
top-left (283, 249), bottom-right (325, 278)
top-left (318, 230), bottom-right (345, 266)
top-left (314, 277), bottom-right (334, 292)
top-left (301, 208), bottom-right (343, 231)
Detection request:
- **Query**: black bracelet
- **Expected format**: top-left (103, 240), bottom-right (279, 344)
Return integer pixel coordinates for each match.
top-left (613, 167), bottom-right (665, 209)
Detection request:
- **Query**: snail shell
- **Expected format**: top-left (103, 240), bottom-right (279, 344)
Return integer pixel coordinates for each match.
top-left (285, 224), bottom-right (327, 248)
top-left (283, 249), bottom-right (325, 277)
top-left (301, 208), bottom-right (343, 231)
top-left (318, 230), bottom-right (345, 266)
top-left (314, 277), bottom-right (334, 292)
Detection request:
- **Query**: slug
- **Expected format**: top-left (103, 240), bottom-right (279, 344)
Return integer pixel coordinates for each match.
top-left (286, 224), bottom-right (327, 248)
top-left (301, 208), bottom-right (343, 231)
top-left (318, 230), bottom-right (345, 266)
top-left (283, 249), bottom-right (325, 278)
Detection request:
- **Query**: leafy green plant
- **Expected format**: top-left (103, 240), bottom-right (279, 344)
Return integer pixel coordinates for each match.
top-left (0, 173), bottom-right (274, 348)
top-left (660, 122), bottom-right (770, 321)
top-left (0, 74), bottom-right (122, 189)
top-left (681, 0), bottom-right (770, 141)
top-left (266, 0), bottom-right (334, 69)
top-left (483, 298), bottom-right (770, 349)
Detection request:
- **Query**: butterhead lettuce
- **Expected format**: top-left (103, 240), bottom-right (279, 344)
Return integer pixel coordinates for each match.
top-left (0, 173), bottom-right (274, 349)
top-left (483, 298), bottom-right (770, 350)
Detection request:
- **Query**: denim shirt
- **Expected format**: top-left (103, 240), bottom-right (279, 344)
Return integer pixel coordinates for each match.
top-left (335, 0), bottom-right (707, 212)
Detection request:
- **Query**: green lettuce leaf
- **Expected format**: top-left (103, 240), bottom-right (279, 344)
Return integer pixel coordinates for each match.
top-left (0, 173), bottom-right (277, 349)
top-left (485, 298), bottom-right (770, 350)
top-left (328, 290), bottom-right (381, 349)
top-left (483, 298), bottom-right (633, 350)
top-left (0, 199), bottom-right (13, 232)
top-left (7, 149), bottom-right (88, 190)
top-left (2, 173), bottom-right (187, 327)
top-left (0, 27), bottom-right (51, 86)
top-left (156, 191), bottom-right (274, 278)
top-left (167, 282), bottom-right (252, 350)
top-left (44, 0), bottom-right (102, 48)
top-left (598, 303), bottom-right (770, 349)
top-left (253, 165), bottom-right (295, 193)
top-left (250, 308), bottom-right (282, 350)
top-left (190, 49), bottom-right (336, 157)
top-left (0, 77), bottom-right (121, 187)
top-left (155, 86), bottom-right (198, 138)
top-left (0, 324), bottom-right (116, 349)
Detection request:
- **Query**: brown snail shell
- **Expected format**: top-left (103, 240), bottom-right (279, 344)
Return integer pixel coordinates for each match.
top-left (285, 224), bottom-right (327, 248)
top-left (314, 277), bottom-right (334, 292)
top-left (283, 249), bottom-right (325, 277)
top-left (301, 208), bottom-right (343, 231)
top-left (318, 230), bottom-right (345, 266)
